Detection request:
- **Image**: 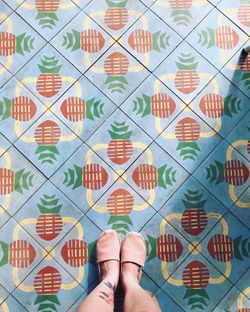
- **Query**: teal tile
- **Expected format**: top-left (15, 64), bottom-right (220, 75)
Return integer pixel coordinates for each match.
top-left (0, 284), bottom-right (27, 312)
top-left (230, 187), bottom-right (250, 228)
top-left (236, 268), bottom-right (250, 299)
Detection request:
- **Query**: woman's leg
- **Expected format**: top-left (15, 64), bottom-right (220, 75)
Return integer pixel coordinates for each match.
top-left (122, 262), bottom-right (162, 312)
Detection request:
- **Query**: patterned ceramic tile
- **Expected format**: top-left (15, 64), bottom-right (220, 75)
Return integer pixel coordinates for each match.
top-left (159, 176), bottom-right (227, 244)
top-left (0, 12), bottom-right (46, 76)
top-left (16, 0), bottom-right (80, 41)
top-left (226, 110), bottom-right (250, 162)
top-left (186, 7), bottom-right (249, 70)
top-left (0, 77), bottom-right (46, 143)
top-left (2, 0), bottom-right (25, 10)
top-left (87, 179), bottom-right (156, 237)
top-left (16, 44), bottom-right (81, 107)
top-left (0, 284), bottom-right (27, 312)
top-left (121, 142), bottom-right (189, 211)
top-left (218, 0), bottom-right (250, 36)
top-left (140, 212), bottom-right (191, 287)
top-left (0, 145), bottom-right (46, 216)
top-left (85, 43), bottom-right (150, 105)
top-left (230, 187), bottom-right (250, 229)
top-left (208, 0), bottom-right (222, 5)
top-left (0, 63), bottom-right (12, 88)
top-left (14, 111), bottom-right (83, 178)
top-left (0, 134), bottom-right (11, 155)
top-left (236, 268), bottom-right (250, 299)
top-left (0, 2), bottom-right (12, 24)
top-left (193, 140), bottom-right (249, 208)
top-left (0, 207), bottom-right (11, 229)
top-left (156, 107), bottom-right (222, 173)
top-left (213, 286), bottom-right (250, 312)
top-left (51, 75), bottom-right (117, 142)
top-left (51, 11), bottom-right (114, 73)
top-left (220, 40), bottom-right (250, 96)
top-left (72, 0), bottom-right (93, 9)
top-left (84, 0), bottom-right (147, 40)
top-left (0, 218), bottom-right (45, 294)
top-left (14, 180), bottom-right (83, 252)
top-left (86, 108), bottom-right (153, 174)
top-left (52, 215), bottom-right (102, 291)
top-left (118, 10), bottom-right (182, 71)
top-left (190, 72), bottom-right (250, 138)
top-left (120, 74), bottom-right (184, 140)
top-left (154, 40), bottom-right (218, 105)
top-left (199, 211), bottom-right (250, 284)
top-left (12, 254), bottom-right (86, 312)
top-left (50, 143), bottom-right (118, 212)
top-left (140, 0), bottom-right (155, 8)
top-left (151, 0), bottom-right (213, 38)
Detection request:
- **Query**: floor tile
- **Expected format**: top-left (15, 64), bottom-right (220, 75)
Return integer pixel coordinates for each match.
top-left (226, 110), bottom-right (250, 162)
top-left (221, 40), bottom-right (250, 97)
top-left (52, 215), bottom-right (101, 290)
top-left (72, 0), bottom-right (93, 9)
top-left (16, 0), bottom-right (80, 41)
top-left (0, 134), bottom-right (11, 155)
top-left (15, 44), bottom-right (81, 107)
top-left (0, 284), bottom-right (27, 312)
top-left (0, 206), bottom-right (11, 229)
top-left (84, 0), bottom-right (147, 40)
top-left (190, 72), bottom-right (250, 138)
top-left (200, 211), bottom-right (250, 284)
top-left (0, 2), bottom-right (12, 25)
top-left (12, 254), bottom-right (85, 312)
top-left (0, 218), bottom-right (45, 294)
top-left (118, 9), bottom-right (182, 71)
top-left (0, 145), bottom-right (46, 215)
top-left (51, 11), bottom-right (114, 73)
top-left (14, 111), bottom-right (83, 178)
top-left (51, 75), bottom-right (117, 142)
top-left (218, 0), bottom-right (250, 36)
top-left (85, 43), bottom-right (150, 105)
top-left (86, 108), bottom-right (153, 174)
top-left (50, 143), bottom-right (118, 212)
top-left (140, 212), bottom-right (191, 287)
top-left (0, 63), bottom-right (12, 88)
top-left (121, 141), bottom-right (189, 211)
top-left (159, 176), bottom-right (227, 244)
top-left (0, 12), bottom-right (46, 76)
top-left (120, 74), bottom-right (184, 140)
top-left (87, 179), bottom-right (156, 236)
top-left (156, 106), bottom-right (221, 173)
top-left (230, 187), bottom-right (250, 228)
top-left (193, 140), bottom-right (249, 208)
top-left (154, 40), bottom-right (218, 105)
top-left (236, 268), bottom-right (250, 299)
top-left (213, 286), bottom-right (250, 312)
top-left (2, 0), bottom-right (25, 10)
top-left (14, 180), bottom-right (84, 252)
top-left (186, 7), bottom-right (249, 70)
top-left (0, 77), bottom-right (46, 143)
top-left (151, 0), bottom-right (213, 38)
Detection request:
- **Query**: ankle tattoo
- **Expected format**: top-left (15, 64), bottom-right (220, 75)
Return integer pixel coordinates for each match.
top-left (99, 281), bottom-right (115, 306)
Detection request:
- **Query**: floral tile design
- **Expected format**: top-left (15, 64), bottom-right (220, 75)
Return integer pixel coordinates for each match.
top-left (0, 218), bottom-right (45, 294)
top-left (190, 72), bottom-right (250, 138)
top-left (0, 284), bottom-right (27, 312)
top-left (186, 7), bottom-right (249, 70)
top-left (84, 0), bottom-right (147, 40)
top-left (0, 144), bottom-right (46, 216)
top-left (121, 142), bottom-right (189, 211)
top-left (230, 187), bottom-right (250, 229)
top-left (16, 44), bottom-right (81, 107)
top-left (86, 108), bottom-right (153, 174)
top-left (120, 74), bottom-right (184, 140)
top-left (226, 110), bottom-right (250, 162)
top-left (14, 180), bottom-right (84, 252)
top-left (218, 0), bottom-right (250, 36)
top-left (51, 75), bottom-right (117, 142)
top-left (50, 143), bottom-right (118, 212)
top-left (0, 12), bottom-right (46, 76)
top-left (0, 77), bottom-right (46, 143)
top-left (156, 106), bottom-right (222, 173)
top-left (51, 11), bottom-right (114, 73)
top-left (193, 140), bottom-right (250, 208)
top-left (14, 111), bottom-right (83, 178)
top-left (118, 9), bottom-right (182, 71)
top-left (12, 254), bottom-right (86, 312)
top-left (85, 43), bottom-right (150, 105)
top-left (150, 0), bottom-right (214, 38)
top-left (154, 40), bottom-right (218, 105)
top-left (16, 0), bottom-right (80, 41)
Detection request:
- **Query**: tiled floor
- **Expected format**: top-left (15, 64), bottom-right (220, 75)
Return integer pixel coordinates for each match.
top-left (0, 0), bottom-right (250, 311)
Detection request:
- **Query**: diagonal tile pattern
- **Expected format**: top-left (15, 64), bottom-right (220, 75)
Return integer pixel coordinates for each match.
top-left (0, 0), bottom-right (249, 311)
